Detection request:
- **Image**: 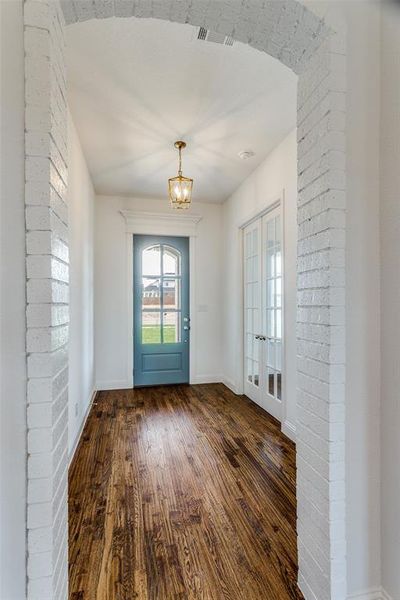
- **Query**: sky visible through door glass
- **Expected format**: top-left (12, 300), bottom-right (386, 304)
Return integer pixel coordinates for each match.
top-left (142, 246), bottom-right (177, 275)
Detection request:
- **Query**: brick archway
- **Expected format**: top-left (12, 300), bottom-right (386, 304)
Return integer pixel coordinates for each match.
top-left (24, 2), bottom-right (346, 598)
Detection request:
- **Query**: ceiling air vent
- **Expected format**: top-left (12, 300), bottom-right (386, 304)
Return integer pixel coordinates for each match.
top-left (197, 27), bottom-right (234, 46)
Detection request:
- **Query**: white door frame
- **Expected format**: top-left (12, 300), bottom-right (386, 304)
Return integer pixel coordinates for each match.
top-left (237, 194), bottom-right (289, 434)
top-left (120, 210), bottom-right (202, 387)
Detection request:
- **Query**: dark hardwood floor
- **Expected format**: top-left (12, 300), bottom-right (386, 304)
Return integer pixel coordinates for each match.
top-left (69, 384), bottom-right (302, 600)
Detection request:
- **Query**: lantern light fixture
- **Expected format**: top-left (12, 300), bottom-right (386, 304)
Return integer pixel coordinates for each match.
top-left (168, 141), bottom-right (193, 210)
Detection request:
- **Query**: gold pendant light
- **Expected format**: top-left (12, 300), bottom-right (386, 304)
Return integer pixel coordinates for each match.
top-left (168, 141), bottom-right (193, 209)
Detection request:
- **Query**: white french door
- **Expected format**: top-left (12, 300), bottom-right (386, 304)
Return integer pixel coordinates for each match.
top-left (243, 206), bottom-right (283, 421)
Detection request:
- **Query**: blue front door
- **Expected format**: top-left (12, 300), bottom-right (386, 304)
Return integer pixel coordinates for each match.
top-left (133, 235), bottom-right (190, 386)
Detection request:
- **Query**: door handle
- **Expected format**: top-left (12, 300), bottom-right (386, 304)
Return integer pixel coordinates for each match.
top-left (184, 325), bottom-right (190, 331)
top-left (183, 317), bottom-right (190, 323)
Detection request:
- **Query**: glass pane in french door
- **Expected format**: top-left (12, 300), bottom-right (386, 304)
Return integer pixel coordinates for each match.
top-left (244, 224), bottom-right (260, 388)
top-left (263, 211), bottom-right (282, 402)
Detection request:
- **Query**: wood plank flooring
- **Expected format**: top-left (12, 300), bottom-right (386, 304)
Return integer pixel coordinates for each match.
top-left (69, 384), bottom-right (302, 600)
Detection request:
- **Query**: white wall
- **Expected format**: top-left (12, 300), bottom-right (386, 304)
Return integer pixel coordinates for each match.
top-left (94, 195), bottom-right (222, 389)
top-left (380, 3), bottom-right (400, 599)
top-left (222, 130), bottom-right (298, 439)
top-left (0, 1), bottom-right (27, 597)
top-left (67, 114), bottom-right (95, 457)
top-left (344, 3), bottom-right (382, 594)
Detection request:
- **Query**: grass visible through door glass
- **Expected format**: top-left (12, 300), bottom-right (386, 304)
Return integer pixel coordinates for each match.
top-left (142, 325), bottom-right (176, 344)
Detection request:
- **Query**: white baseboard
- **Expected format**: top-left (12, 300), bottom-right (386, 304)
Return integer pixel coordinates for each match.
top-left (281, 418), bottom-right (296, 442)
top-left (347, 588), bottom-right (393, 600)
top-left (68, 388), bottom-right (97, 466)
top-left (221, 377), bottom-right (241, 395)
top-left (191, 374), bottom-right (223, 385)
top-left (96, 379), bottom-right (132, 391)
top-left (98, 377), bottom-right (224, 388)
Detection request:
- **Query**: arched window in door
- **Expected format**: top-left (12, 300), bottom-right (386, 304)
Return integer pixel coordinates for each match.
top-left (141, 243), bottom-right (182, 344)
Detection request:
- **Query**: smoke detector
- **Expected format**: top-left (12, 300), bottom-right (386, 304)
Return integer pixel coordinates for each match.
top-left (238, 150), bottom-right (256, 160)
top-left (197, 27), bottom-right (234, 46)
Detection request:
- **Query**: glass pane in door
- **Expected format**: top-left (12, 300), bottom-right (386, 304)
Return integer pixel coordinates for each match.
top-left (263, 210), bottom-right (282, 405)
top-left (142, 245), bottom-right (161, 276)
top-left (162, 278), bottom-right (180, 310)
top-left (244, 224), bottom-right (260, 391)
top-left (140, 244), bottom-right (183, 345)
top-left (267, 367), bottom-right (275, 396)
top-left (142, 311), bottom-right (161, 343)
top-left (163, 245), bottom-right (181, 275)
top-left (253, 365), bottom-right (259, 387)
top-left (163, 311), bottom-right (180, 343)
top-left (142, 277), bottom-right (161, 309)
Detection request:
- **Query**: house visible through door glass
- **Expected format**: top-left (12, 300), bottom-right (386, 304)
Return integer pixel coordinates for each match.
top-left (141, 244), bottom-right (182, 345)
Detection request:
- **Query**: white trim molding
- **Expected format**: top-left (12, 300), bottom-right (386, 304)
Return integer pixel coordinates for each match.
top-left (192, 374), bottom-right (223, 385)
top-left (281, 419), bottom-right (296, 443)
top-left (68, 389), bottom-right (97, 466)
top-left (120, 209), bottom-right (202, 237)
top-left (126, 233), bottom-right (134, 387)
top-left (96, 379), bottom-right (133, 391)
top-left (122, 211), bottom-right (200, 387)
top-left (222, 378), bottom-right (241, 396)
top-left (238, 198), bottom-right (281, 231)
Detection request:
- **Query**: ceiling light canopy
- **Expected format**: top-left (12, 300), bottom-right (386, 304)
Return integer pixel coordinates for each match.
top-left (168, 141), bottom-right (193, 210)
top-left (238, 150), bottom-right (256, 160)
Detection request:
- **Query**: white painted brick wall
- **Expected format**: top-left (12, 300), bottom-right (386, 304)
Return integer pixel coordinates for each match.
top-left (63, 0), bottom-right (329, 74)
top-left (24, 0), bottom-right (69, 598)
top-left (296, 33), bottom-right (347, 600)
top-left (21, 1), bottom-right (346, 599)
